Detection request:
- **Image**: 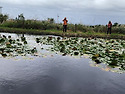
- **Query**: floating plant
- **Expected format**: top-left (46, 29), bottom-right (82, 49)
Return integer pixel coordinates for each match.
top-left (0, 35), bottom-right (38, 57)
top-left (35, 36), bottom-right (125, 72)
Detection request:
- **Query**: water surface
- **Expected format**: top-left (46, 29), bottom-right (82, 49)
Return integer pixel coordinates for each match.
top-left (0, 33), bottom-right (124, 94)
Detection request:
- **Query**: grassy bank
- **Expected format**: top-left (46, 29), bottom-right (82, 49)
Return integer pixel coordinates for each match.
top-left (0, 27), bottom-right (125, 40)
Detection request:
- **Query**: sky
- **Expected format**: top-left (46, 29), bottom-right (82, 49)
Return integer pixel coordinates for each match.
top-left (0, 0), bottom-right (125, 25)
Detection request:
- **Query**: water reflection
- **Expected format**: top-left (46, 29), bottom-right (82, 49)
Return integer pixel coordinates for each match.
top-left (0, 56), bottom-right (125, 94)
top-left (35, 36), bottom-right (125, 72)
top-left (0, 33), bottom-right (125, 94)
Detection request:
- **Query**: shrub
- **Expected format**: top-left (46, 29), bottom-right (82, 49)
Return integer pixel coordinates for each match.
top-left (0, 14), bottom-right (125, 34)
top-left (93, 25), bottom-right (107, 33)
top-left (112, 27), bottom-right (125, 34)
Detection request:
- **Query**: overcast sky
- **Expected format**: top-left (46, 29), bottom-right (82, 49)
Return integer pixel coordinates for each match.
top-left (0, 0), bottom-right (125, 25)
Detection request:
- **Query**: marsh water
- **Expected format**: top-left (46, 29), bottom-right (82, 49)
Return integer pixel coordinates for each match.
top-left (0, 33), bottom-right (125, 94)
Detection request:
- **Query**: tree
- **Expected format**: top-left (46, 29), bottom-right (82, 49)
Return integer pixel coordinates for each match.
top-left (16, 14), bottom-right (25, 28)
top-left (113, 22), bottom-right (118, 27)
top-left (47, 18), bottom-right (55, 24)
top-left (0, 14), bottom-right (8, 23)
top-left (17, 14), bottom-right (25, 21)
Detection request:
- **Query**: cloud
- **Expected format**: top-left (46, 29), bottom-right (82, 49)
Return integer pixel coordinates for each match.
top-left (0, 0), bottom-right (121, 17)
top-left (1, 0), bottom-right (125, 11)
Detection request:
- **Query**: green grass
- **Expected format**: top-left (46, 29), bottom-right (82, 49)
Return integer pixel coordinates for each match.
top-left (0, 27), bottom-right (125, 39)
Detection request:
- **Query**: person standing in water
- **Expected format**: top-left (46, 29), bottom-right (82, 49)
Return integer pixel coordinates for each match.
top-left (63, 17), bottom-right (68, 32)
top-left (107, 21), bottom-right (112, 34)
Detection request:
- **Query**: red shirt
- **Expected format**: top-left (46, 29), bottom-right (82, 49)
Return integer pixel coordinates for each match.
top-left (108, 23), bottom-right (112, 28)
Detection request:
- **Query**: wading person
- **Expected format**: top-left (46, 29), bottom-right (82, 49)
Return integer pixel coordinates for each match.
top-left (63, 17), bottom-right (68, 32)
top-left (107, 21), bottom-right (112, 34)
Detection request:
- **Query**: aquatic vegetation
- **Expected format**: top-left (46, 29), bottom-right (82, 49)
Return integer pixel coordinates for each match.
top-left (0, 34), bottom-right (124, 73)
top-left (36, 36), bottom-right (125, 72)
top-left (0, 35), bottom-right (38, 57)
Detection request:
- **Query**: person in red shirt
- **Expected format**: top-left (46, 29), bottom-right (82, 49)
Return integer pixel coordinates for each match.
top-left (107, 21), bottom-right (112, 34)
top-left (63, 17), bottom-right (68, 32)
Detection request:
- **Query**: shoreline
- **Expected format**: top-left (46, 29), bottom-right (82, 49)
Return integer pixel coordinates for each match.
top-left (0, 27), bottom-right (125, 40)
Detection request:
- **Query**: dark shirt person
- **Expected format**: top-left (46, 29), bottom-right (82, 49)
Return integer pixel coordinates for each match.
top-left (63, 17), bottom-right (68, 32)
top-left (107, 21), bottom-right (112, 34)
